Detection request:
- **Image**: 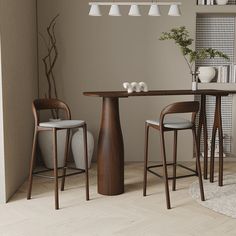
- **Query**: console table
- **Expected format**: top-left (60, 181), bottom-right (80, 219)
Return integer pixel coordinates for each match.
top-left (84, 90), bottom-right (232, 196)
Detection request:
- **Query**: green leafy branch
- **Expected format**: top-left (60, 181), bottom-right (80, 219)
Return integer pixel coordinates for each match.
top-left (159, 26), bottom-right (229, 72)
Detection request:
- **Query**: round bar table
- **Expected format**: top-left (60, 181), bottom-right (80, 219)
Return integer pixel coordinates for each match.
top-left (84, 89), bottom-right (231, 195)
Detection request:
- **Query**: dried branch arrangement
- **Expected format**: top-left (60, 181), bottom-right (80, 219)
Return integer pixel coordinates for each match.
top-left (40, 14), bottom-right (59, 119)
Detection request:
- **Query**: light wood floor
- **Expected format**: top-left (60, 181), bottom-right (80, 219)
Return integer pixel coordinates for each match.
top-left (1, 162), bottom-right (236, 236)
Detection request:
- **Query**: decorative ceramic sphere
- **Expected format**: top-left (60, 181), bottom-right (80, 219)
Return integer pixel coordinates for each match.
top-left (72, 129), bottom-right (94, 169)
top-left (216, 0), bottom-right (228, 5)
top-left (198, 67), bottom-right (216, 83)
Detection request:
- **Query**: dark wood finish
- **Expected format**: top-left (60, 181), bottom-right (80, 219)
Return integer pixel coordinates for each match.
top-left (143, 124), bottom-right (149, 197)
top-left (61, 129), bottom-right (70, 191)
top-left (98, 97), bottom-right (124, 195)
top-left (197, 95), bottom-right (208, 179)
top-left (83, 124), bottom-right (90, 201)
top-left (143, 101), bottom-right (205, 209)
top-left (172, 130), bottom-right (177, 191)
top-left (210, 96), bottom-right (224, 186)
top-left (160, 130), bottom-right (171, 209)
top-left (53, 128), bottom-right (59, 210)
top-left (84, 89), bottom-right (230, 98)
top-left (84, 89), bottom-right (235, 196)
top-left (27, 98), bottom-right (89, 210)
top-left (193, 127), bottom-right (205, 201)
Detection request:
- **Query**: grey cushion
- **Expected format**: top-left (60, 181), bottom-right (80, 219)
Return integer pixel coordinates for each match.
top-left (39, 120), bottom-right (85, 129)
top-left (146, 117), bottom-right (193, 129)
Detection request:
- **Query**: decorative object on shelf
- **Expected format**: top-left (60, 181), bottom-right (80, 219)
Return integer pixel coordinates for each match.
top-left (123, 82), bottom-right (148, 93)
top-left (198, 66), bottom-right (216, 83)
top-left (89, 1), bottom-right (182, 17)
top-left (72, 129), bottom-right (94, 169)
top-left (216, 0), bottom-right (229, 5)
top-left (159, 26), bottom-right (229, 90)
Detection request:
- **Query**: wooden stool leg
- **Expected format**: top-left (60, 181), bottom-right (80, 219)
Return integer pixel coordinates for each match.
top-left (83, 124), bottom-right (90, 201)
top-left (210, 127), bottom-right (217, 183)
top-left (61, 129), bottom-right (70, 191)
top-left (160, 131), bottom-right (171, 209)
top-left (53, 128), bottom-right (59, 210)
top-left (172, 130), bottom-right (177, 191)
top-left (27, 128), bottom-right (38, 200)
top-left (193, 128), bottom-right (205, 201)
top-left (143, 123), bottom-right (150, 197)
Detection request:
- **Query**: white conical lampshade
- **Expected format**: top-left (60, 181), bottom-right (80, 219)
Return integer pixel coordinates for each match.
top-left (89, 4), bottom-right (102, 16)
top-left (129, 5), bottom-right (141, 16)
top-left (168, 4), bottom-right (181, 16)
top-left (148, 4), bottom-right (161, 16)
top-left (109, 5), bottom-right (121, 16)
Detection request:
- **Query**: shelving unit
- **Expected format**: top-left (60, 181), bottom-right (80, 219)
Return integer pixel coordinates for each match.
top-left (194, 12), bottom-right (236, 155)
top-left (196, 5), bottom-right (236, 13)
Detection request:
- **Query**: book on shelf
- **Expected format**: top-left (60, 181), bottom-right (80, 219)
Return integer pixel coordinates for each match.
top-left (197, 0), bottom-right (214, 5)
top-left (197, 0), bottom-right (215, 5)
top-left (216, 64), bottom-right (236, 83)
top-left (217, 65), bottom-right (230, 83)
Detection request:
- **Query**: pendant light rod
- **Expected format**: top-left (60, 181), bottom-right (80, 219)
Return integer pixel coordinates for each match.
top-left (89, 2), bottom-right (182, 6)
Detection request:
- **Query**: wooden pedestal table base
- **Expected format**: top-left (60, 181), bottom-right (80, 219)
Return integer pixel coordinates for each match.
top-left (97, 97), bottom-right (124, 195)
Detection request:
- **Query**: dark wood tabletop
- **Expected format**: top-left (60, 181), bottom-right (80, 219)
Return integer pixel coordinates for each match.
top-left (84, 89), bottom-right (233, 98)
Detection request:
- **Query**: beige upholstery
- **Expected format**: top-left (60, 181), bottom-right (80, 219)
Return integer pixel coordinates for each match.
top-left (146, 117), bottom-right (193, 129)
top-left (39, 120), bottom-right (85, 129)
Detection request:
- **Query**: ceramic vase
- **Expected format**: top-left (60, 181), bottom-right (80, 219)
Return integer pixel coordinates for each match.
top-left (71, 129), bottom-right (94, 169)
top-left (198, 66), bottom-right (216, 83)
top-left (38, 129), bottom-right (67, 169)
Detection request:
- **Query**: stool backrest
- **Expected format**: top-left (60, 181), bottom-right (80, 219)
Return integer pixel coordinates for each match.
top-left (160, 101), bottom-right (199, 128)
top-left (32, 99), bottom-right (71, 125)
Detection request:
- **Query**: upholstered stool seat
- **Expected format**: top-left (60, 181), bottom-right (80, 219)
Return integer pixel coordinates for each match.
top-left (146, 117), bottom-right (193, 129)
top-left (39, 120), bottom-right (85, 129)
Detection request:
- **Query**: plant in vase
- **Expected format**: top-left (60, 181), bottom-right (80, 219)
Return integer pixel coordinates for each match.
top-left (159, 26), bottom-right (229, 90)
top-left (38, 15), bottom-right (94, 170)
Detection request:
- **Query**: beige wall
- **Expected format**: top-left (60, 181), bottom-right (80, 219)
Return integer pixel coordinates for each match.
top-left (37, 0), bottom-right (196, 162)
top-left (0, 0), bottom-right (38, 201)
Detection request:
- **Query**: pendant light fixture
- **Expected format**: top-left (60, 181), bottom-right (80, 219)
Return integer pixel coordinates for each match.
top-left (148, 4), bottom-right (161, 16)
top-left (89, 4), bottom-right (102, 16)
top-left (89, 2), bottom-right (182, 17)
top-left (168, 4), bottom-right (181, 16)
top-left (129, 4), bottom-right (141, 16)
top-left (109, 4), bottom-right (121, 16)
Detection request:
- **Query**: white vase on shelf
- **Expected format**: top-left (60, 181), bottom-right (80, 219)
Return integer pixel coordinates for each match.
top-left (216, 0), bottom-right (228, 5)
top-left (198, 66), bottom-right (216, 83)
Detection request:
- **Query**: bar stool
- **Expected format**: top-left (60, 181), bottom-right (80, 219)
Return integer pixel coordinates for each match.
top-left (27, 98), bottom-right (89, 210)
top-left (143, 101), bottom-right (205, 209)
